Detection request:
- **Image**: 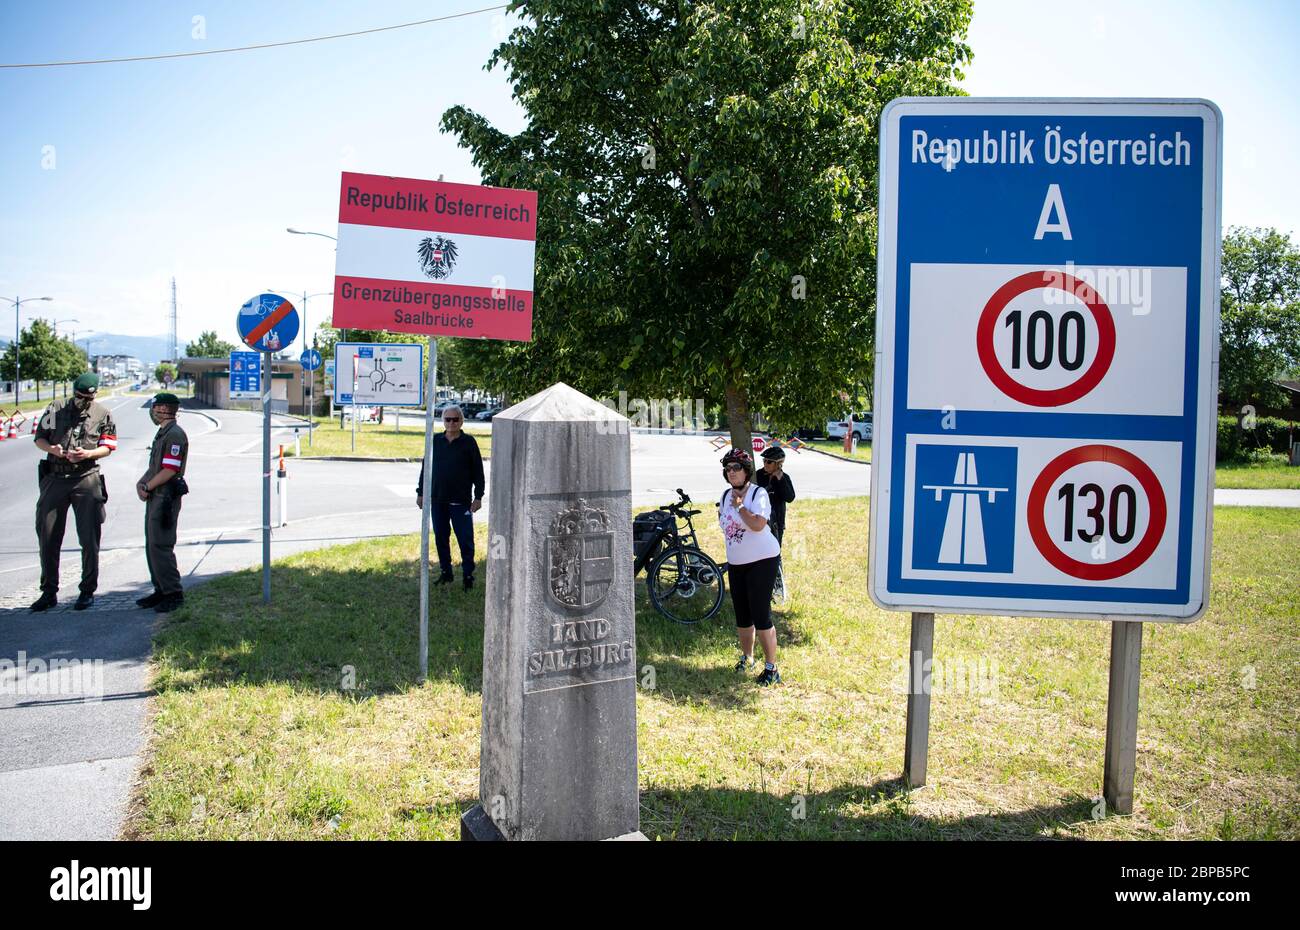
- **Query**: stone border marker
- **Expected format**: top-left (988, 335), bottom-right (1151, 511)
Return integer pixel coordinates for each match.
top-left (461, 382), bottom-right (644, 840)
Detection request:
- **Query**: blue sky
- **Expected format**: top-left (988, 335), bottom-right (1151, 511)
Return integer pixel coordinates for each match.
top-left (1, 1), bottom-right (1296, 349)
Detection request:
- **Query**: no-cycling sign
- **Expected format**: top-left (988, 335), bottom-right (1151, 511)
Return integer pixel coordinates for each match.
top-left (869, 99), bottom-right (1222, 621)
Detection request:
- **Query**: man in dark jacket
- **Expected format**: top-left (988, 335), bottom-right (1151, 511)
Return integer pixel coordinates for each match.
top-left (415, 405), bottom-right (485, 590)
top-left (755, 446), bottom-right (796, 543)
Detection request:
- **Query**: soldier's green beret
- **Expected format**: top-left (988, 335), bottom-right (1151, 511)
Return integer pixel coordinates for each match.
top-left (73, 373), bottom-right (99, 392)
top-left (153, 392), bottom-right (180, 407)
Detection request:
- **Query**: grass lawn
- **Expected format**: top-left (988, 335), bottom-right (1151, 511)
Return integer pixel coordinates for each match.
top-left (1215, 456), bottom-right (1300, 490)
top-left (285, 417), bottom-right (491, 460)
top-left (128, 498), bottom-right (1298, 840)
top-left (804, 438), bottom-right (872, 463)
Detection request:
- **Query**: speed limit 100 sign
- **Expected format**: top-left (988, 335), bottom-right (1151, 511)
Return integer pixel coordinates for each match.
top-left (869, 98), bottom-right (1222, 621)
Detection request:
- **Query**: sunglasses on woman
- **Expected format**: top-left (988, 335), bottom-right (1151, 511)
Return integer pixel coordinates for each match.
top-left (725, 463), bottom-right (745, 472)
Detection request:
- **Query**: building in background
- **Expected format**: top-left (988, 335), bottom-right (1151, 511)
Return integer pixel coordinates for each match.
top-left (92, 354), bottom-right (145, 383)
top-left (178, 356), bottom-right (310, 415)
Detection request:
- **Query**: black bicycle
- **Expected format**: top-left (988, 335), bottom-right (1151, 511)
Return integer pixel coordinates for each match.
top-left (633, 489), bottom-right (726, 625)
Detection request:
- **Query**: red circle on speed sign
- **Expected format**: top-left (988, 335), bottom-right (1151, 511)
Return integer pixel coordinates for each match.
top-left (976, 271), bottom-right (1117, 407)
top-left (1027, 444), bottom-right (1167, 581)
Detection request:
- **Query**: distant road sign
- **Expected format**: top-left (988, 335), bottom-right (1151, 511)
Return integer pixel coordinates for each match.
top-left (751, 437), bottom-right (766, 453)
top-left (334, 342), bottom-right (424, 407)
top-left (869, 98), bottom-right (1221, 622)
top-left (237, 293), bottom-right (299, 352)
top-left (300, 349), bottom-right (322, 371)
top-left (229, 351), bottom-right (261, 399)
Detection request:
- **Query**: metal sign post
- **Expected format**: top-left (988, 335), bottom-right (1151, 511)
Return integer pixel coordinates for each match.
top-left (330, 172), bottom-right (537, 683)
top-left (903, 611), bottom-right (935, 787)
top-left (261, 349), bottom-right (271, 604)
top-left (1103, 620), bottom-right (1144, 814)
top-left (419, 338), bottom-right (438, 681)
top-left (236, 292), bottom-right (299, 606)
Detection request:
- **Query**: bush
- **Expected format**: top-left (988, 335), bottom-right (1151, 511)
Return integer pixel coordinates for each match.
top-left (1217, 414), bottom-right (1296, 462)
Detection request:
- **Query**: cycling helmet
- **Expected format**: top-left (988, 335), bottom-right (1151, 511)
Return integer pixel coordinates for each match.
top-left (720, 447), bottom-right (754, 481)
top-left (760, 446), bottom-right (786, 462)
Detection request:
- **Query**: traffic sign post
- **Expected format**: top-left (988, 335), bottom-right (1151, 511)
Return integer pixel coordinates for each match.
top-left (238, 293), bottom-right (300, 605)
top-left (332, 172), bottom-right (537, 681)
top-left (871, 98), bottom-right (1222, 814)
top-left (300, 348), bottom-right (322, 448)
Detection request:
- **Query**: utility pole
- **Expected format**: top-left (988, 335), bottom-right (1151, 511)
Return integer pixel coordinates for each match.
top-left (170, 278), bottom-right (179, 363)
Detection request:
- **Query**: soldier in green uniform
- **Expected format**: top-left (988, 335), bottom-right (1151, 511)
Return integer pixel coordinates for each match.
top-left (135, 392), bottom-right (189, 613)
top-left (31, 372), bottom-right (118, 612)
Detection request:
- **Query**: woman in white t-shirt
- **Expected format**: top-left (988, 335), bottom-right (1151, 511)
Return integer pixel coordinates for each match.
top-left (718, 448), bottom-right (782, 686)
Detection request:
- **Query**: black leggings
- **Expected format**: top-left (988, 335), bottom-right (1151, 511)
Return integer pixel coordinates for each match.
top-left (729, 556), bottom-right (780, 631)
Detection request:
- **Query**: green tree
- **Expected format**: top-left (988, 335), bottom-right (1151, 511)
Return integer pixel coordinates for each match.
top-left (56, 337), bottom-right (90, 385)
top-left (187, 330), bottom-right (237, 358)
top-left (1219, 226), bottom-right (1300, 411)
top-left (0, 319), bottom-right (64, 401)
top-left (155, 362), bottom-right (178, 384)
top-left (441, 0), bottom-right (972, 446)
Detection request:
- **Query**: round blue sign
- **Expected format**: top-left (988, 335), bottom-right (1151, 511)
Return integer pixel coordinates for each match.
top-left (300, 349), bottom-right (322, 371)
top-left (237, 293), bottom-right (299, 352)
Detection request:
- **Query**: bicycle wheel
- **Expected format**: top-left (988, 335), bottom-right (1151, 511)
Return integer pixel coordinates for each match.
top-left (646, 546), bottom-right (725, 625)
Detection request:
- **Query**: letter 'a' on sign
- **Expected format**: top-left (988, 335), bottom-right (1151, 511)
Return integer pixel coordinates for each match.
top-left (869, 98), bottom-right (1222, 622)
top-left (331, 172), bottom-right (538, 342)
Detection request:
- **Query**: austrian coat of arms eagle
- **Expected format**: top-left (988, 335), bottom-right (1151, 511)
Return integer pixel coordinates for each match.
top-left (417, 235), bottom-right (458, 279)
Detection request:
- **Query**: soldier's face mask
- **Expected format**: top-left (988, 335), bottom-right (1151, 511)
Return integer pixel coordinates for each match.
top-left (73, 390), bottom-right (95, 410)
top-left (150, 405), bottom-right (173, 425)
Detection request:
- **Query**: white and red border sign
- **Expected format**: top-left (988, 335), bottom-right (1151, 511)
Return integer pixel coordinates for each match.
top-left (332, 172), bottom-right (537, 341)
top-left (869, 98), bottom-right (1222, 621)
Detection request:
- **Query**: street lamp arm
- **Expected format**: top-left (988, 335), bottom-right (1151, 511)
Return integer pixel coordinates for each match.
top-left (286, 228), bottom-right (338, 242)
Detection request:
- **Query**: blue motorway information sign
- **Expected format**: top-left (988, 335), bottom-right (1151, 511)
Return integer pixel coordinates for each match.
top-left (869, 98), bottom-right (1222, 622)
top-left (229, 351), bottom-right (262, 399)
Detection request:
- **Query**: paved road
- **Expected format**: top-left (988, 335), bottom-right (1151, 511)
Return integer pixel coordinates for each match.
top-left (0, 406), bottom-right (1295, 840)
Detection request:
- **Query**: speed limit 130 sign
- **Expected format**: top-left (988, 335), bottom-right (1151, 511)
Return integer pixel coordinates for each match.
top-left (869, 98), bottom-right (1222, 622)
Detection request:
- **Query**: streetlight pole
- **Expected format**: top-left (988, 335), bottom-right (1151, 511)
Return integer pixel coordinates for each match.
top-left (285, 227), bottom-right (338, 445)
top-left (268, 286), bottom-right (331, 446)
top-left (2, 296), bottom-right (53, 407)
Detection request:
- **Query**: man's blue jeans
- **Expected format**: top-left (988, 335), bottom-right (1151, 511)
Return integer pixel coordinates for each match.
top-left (432, 501), bottom-right (475, 579)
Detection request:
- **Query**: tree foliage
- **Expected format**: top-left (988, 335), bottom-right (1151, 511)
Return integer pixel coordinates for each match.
top-left (0, 319), bottom-right (77, 399)
top-left (187, 330), bottom-right (237, 358)
top-left (1219, 226), bottom-right (1300, 410)
top-left (441, 0), bottom-right (972, 445)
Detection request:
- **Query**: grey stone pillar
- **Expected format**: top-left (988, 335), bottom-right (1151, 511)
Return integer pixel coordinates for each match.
top-left (461, 382), bottom-right (641, 841)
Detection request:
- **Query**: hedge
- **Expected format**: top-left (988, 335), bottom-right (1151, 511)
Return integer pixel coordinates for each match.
top-left (1217, 414), bottom-right (1296, 462)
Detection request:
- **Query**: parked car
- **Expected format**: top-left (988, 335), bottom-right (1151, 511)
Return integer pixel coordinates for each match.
top-left (475, 407), bottom-right (503, 421)
top-left (826, 412), bottom-right (872, 442)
